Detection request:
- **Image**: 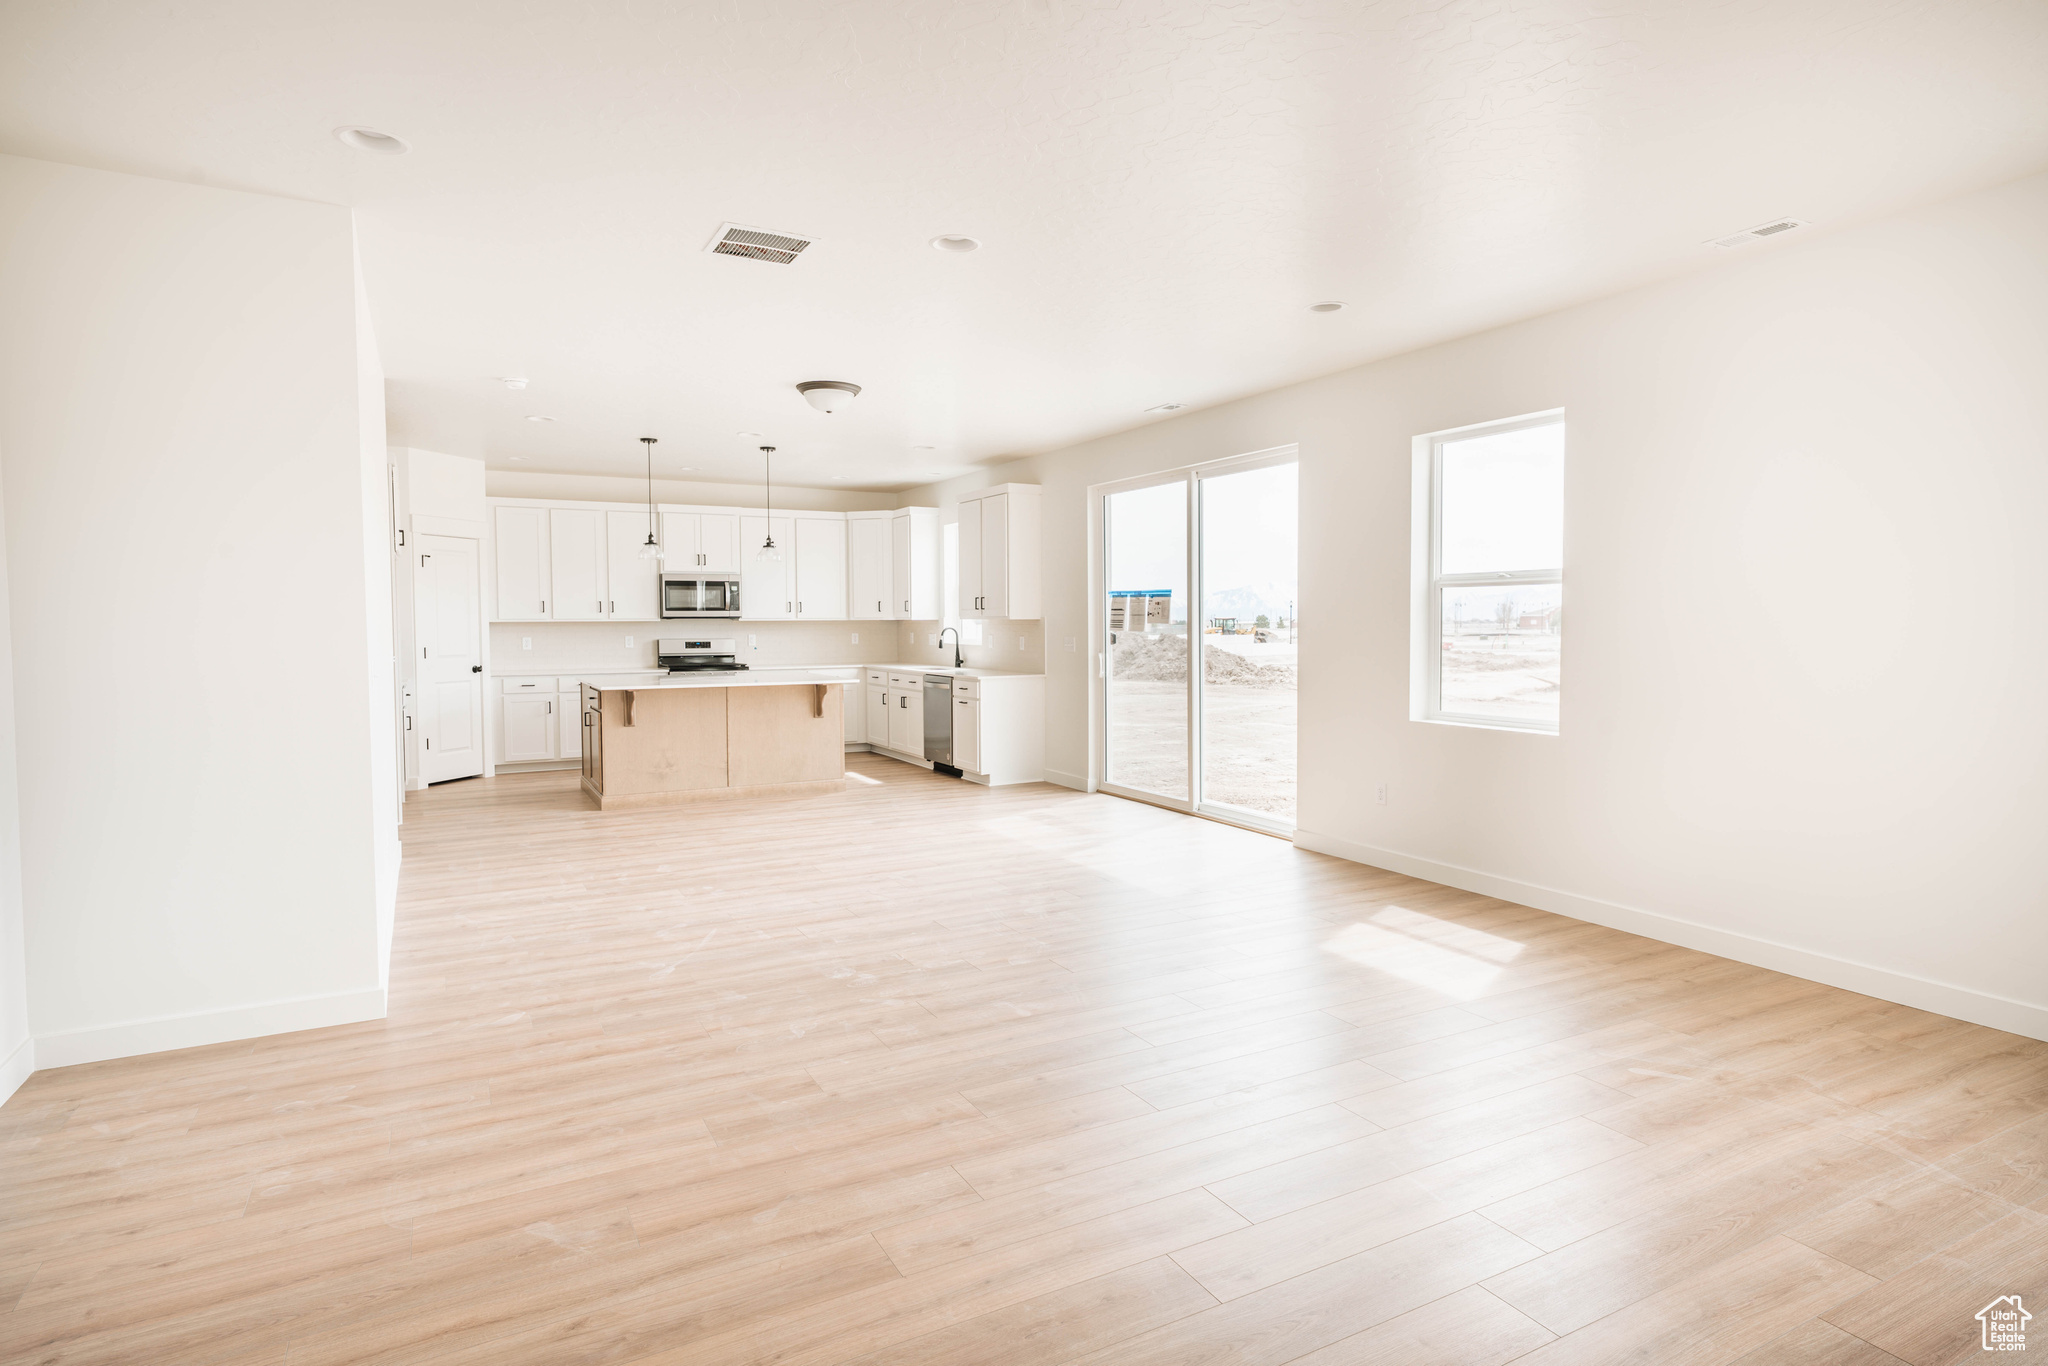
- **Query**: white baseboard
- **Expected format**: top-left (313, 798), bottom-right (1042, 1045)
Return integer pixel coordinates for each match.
top-left (0, 1035), bottom-right (33, 1108)
top-left (33, 986), bottom-right (389, 1070)
top-left (1292, 829), bottom-right (2048, 1044)
top-left (1043, 767), bottom-right (1089, 792)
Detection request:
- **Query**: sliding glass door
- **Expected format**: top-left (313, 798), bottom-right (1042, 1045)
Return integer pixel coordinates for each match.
top-left (1099, 449), bottom-right (1298, 833)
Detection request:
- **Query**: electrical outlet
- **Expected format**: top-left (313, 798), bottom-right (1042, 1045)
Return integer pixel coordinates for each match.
top-left (1376, 783), bottom-right (1389, 806)
top-left (850, 632), bottom-right (859, 644)
top-left (521, 637), bottom-right (532, 650)
top-left (1017, 636), bottom-right (1025, 650)
top-left (624, 636), bottom-right (633, 647)
top-left (749, 634), bottom-right (757, 649)
top-left (1065, 637), bottom-right (1076, 651)
top-left (929, 633), bottom-right (937, 646)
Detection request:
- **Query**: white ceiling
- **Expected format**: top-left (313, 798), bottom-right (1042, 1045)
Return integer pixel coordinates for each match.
top-left (4, 1), bottom-right (2046, 490)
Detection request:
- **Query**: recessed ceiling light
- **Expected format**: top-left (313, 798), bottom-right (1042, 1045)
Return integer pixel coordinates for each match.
top-left (910, 444), bottom-right (935, 451)
top-left (1308, 300), bottom-right (1346, 313)
top-left (508, 456), bottom-right (527, 462)
top-left (736, 430), bottom-right (762, 439)
top-left (1145, 402), bottom-right (1185, 414)
top-left (500, 377), bottom-right (529, 389)
top-left (930, 235), bottom-right (980, 253)
top-left (335, 126), bottom-right (409, 155)
top-left (523, 415), bottom-right (555, 422)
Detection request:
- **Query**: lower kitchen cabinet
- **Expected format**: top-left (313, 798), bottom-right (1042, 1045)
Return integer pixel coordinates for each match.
top-left (949, 674), bottom-right (1043, 784)
top-left (501, 693), bottom-right (554, 763)
top-left (556, 692), bottom-right (581, 759)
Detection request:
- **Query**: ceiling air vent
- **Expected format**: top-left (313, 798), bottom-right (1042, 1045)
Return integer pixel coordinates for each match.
top-left (706, 222), bottom-right (813, 264)
top-left (1706, 218), bottom-right (1809, 250)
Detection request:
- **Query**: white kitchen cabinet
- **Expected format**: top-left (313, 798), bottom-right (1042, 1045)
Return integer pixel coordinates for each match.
top-left (848, 514), bottom-right (891, 620)
top-left (501, 693), bottom-right (555, 762)
top-left (958, 498), bottom-right (983, 621)
top-left (556, 691), bottom-right (581, 758)
top-left (958, 485), bottom-right (1041, 619)
top-left (660, 511), bottom-right (745, 570)
top-left (548, 509), bottom-right (608, 620)
top-left (698, 513), bottom-right (742, 570)
top-left (950, 673), bottom-right (1043, 784)
top-left (738, 515), bottom-right (794, 619)
top-left (865, 682), bottom-right (889, 746)
top-left (953, 694), bottom-right (980, 773)
top-left (892, 508), bottom-right (939, 618)
top-left (793, 516), bottom-right (847, 619)
top-left (842, 681), bottom-right (863, 744)
top-left (605, 511), bottom-right (661, 620)
top-left (886, 678), bottom-right (923, 754)
top-left (493, 506), bottom-right (550, 620)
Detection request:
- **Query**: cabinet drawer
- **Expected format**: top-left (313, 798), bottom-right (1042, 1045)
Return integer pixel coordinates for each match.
top-left (887, 672), bottom-right (923, 688)
top-left (952, 677), bottom-right (980, 698)
top-left (500, 676), bottom-right (555, 694)
top-left (864, 668), bottom-right (888, 686)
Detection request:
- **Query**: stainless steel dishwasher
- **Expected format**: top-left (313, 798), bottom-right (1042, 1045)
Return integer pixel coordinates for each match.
top-left (923, 674), bottom-right (954, 767)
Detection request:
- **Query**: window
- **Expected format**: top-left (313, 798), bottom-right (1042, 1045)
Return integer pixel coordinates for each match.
top-left (1418, 413), bottom-right (1564, 731)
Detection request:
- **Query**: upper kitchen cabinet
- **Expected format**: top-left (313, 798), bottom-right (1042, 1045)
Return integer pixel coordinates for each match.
top-left (604, 511), bottom-right (661, 620)
top-left (660, 510), bottom-right (744, 571)
top-left (792, 516), bottom-right (847, 620)
top-left (847, 513), bottom-right (891, 620)
top-left (493, 505), bottom-right (550, 620)
top-left (548, 509), bottom-right (608, 620)
top-left (892, 507), bottom-right (939, 619)
top-left (738, 515), bottom-right (794, 619)
top-left (959, 485), bottom-right (1041, 619)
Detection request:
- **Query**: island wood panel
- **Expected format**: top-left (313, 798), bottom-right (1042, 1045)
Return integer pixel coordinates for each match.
top-left (726, 683), bottom-right (844, 789)
top-left (589, 685), bottom-right (728, 799)
top-left (3, 757), bottom-right (2044, 1366)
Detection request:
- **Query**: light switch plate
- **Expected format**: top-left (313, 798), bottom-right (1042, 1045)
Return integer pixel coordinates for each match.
top-left (625, 636), bottom-right (633, 647)
top-left (850, 632), bottom-right (859, 644)
top-left (521, 637), bottom-right (532, 650)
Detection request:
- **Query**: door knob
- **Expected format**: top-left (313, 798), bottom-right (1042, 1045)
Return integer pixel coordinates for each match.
top-left (470, 665), bottom-right (482, 673)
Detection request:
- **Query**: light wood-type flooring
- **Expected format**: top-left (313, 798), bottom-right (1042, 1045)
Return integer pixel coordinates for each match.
top-left (4, 755), bottom-right (2047, 1366)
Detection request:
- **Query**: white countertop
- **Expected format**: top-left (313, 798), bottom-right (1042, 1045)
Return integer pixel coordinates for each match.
top-left (498, 662), bottom-right (1042, 683)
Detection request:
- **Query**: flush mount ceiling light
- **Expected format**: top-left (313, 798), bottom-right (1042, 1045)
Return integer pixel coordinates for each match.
top-left (1145, 402), bottom-right (1185, 414)
top-left (930, 235), bottom-right (981, 253)
top-left (334, 126), bottom-right (409, 155)
top-left (523, 414), bottom-right (555, 422)
top-left (797, 380), bottom-right (861, 414)
top-left (1308, 300), bottom-right (1346, 313)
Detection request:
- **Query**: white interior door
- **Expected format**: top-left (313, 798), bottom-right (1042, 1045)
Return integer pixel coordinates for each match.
top-left (416, 534), bottom-right (485, 783)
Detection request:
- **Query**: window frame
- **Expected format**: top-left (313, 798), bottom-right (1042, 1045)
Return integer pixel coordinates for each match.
top-left (1414, 410), bottom-right (1565, 734)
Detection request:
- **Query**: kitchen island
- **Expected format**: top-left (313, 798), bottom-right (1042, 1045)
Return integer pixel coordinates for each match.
top-left (578, 674), bottom-right (845, 809)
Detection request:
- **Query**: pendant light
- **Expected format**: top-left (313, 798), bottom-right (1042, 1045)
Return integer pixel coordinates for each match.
top-left (636, 437), bottom-right (663, 560)
top-left (756, 446), bottom-right (783, 562)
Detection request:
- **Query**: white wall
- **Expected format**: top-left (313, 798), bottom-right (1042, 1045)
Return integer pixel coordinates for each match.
top-left (910, 169), bottom-right (2048, 1041)
top-left (0, 480), bottom-right (29, 1104)
top-left (0, 153), bottom-right (390, 1067)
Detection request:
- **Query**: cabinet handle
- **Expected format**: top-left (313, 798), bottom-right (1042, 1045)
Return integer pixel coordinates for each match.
top-left (541, 599), bottom-right (546, 613)
top-left (547, 700), bottom-right (552, 713)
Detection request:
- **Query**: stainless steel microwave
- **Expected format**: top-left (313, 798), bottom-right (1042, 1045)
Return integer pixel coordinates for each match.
top-left (660, 573), bottom-right (741, 619)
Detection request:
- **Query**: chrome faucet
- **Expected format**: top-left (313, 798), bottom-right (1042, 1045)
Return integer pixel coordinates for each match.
top-left (938, 627), bottom-right (964, 669)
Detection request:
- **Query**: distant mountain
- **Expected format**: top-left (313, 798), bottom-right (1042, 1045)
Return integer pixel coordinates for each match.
top-left (1205, 581), bottom-right (1296, 623)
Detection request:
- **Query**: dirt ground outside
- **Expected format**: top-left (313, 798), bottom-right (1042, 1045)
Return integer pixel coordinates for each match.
top-left (1106, 632), bottom-right (1297, 822)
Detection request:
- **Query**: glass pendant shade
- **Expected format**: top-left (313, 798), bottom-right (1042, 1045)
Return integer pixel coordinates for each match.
top-left (637, 535), bottom-right (661, 561)
top-left (756, 536), bottom-right (783, 563)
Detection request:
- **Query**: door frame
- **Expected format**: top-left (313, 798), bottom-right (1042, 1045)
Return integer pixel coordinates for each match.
top-left (1091, 444), bottom-right (1298, 836)
top-left (414, 531), bottom-right (488, 785)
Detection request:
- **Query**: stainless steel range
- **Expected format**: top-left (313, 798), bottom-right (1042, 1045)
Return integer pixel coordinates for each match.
top-left (656, 638), bottom-right (748, 674)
